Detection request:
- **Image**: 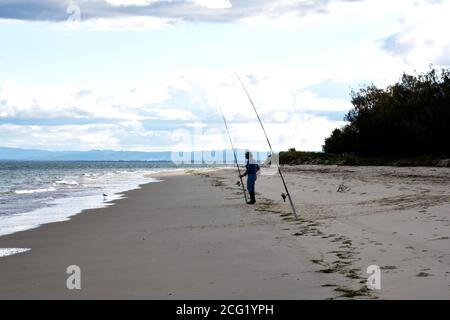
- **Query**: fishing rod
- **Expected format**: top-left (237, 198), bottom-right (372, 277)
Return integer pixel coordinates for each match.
top-left (234, 73), bottom-right (298, 219)
top-left (215, 98), bottom-right (249, 204)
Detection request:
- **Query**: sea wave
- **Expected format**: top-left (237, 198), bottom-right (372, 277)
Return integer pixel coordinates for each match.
top-left (0, 248), bottom-right (31, 258)
top-left (54, 180), bottom-right (79, 186)
top-left (14, 187), bottom-right (56, 194)
top-left (0, 161), bottom-right (188, 238)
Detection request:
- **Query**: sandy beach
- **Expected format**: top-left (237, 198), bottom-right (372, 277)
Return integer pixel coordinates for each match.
top-left (0, 166), bottom-right (449, 299)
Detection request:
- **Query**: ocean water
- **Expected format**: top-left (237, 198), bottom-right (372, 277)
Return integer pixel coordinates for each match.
top-left (0, 161), bottom-right (194, 238)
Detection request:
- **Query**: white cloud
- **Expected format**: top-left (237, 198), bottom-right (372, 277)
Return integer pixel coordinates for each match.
top-left (0, 80), bottom-right (197, 122)
top-left (0, 71), bottom-right (347, 151)
top-left (105, 0), bottom-right (156, 6)
top-left (174, 70), bottom-right (352, 121)
top-left (63, 15), bottom-right (178, 31)
top-left (226, 116), bottom-right (345, 151)
top-left (0, 124), bottom-right (121, 150)
top-left (105, 0), bottom-right (232, 9)
top-left (378, 0), bottom-right (450, 68)
top-left (65, 0), bottom-right (232, 31)
top-left (189, 0), bottom-right (232, 9)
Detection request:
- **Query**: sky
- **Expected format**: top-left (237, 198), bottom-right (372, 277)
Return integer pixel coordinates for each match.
top-left (0, 0), bottom-right (449, 152)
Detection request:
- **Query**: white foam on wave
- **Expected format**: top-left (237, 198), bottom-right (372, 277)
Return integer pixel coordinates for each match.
top-left (0, 170), bottom-right (168, 237)
top-left (54, 180), bottom-right (79, 186)
top-left (15, 187), bottom-right (56, 194)
top-left (0, 248), bottom-right (31, 258)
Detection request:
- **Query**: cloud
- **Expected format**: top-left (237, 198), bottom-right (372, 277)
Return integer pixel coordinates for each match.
top-left (0, 71), bottom-right (349, 151)
top-left (190, 0), bottom-right (232, 9)
top-left (379, 0), bottom-right (450, 67)
top-left (105, 0), bottom-right (156, 6)
top-left (0, 0), bottom-right (361, 25)
top-left (104, 0), bottom-right (232, 9)
top-left (0, 72), bottom-right (353, 123)
top-left (2, 0), bottom-right (449, 152)
top-left (0, 123), bottom-right (121, 150)
top-left (0, 80), bottom-right (196, 121)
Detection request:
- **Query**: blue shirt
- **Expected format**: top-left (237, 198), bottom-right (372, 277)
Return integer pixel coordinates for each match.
top-left (243, 161), bottom-right (260, 176)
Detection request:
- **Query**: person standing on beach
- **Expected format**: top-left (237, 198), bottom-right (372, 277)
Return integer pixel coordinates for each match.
top-left (240, 151), bottom-right (260, 205)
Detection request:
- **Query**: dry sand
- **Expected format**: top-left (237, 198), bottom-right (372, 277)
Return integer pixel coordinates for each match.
top-left (209, 165), bottom-right (450, 299)
top-left (0, 165), bottom-right (449, 299)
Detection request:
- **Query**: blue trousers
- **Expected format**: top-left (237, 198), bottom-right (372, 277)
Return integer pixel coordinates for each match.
top-left (247, 174), bottom-right (257, 193)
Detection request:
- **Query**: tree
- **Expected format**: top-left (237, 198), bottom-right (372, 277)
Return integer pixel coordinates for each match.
top-left (323, 68), bottom-right (450, 157)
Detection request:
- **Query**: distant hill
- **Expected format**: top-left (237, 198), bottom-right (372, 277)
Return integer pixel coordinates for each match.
top-left (0, 147), bottom-right (269, 163)
top-left (0, 147), bottom-right (173, 161)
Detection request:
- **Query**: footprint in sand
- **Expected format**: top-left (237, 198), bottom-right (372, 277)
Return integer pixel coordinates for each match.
top-left (430, 236), bottom-right (450, 241)
top-left (381, 266), bottom-right (397, 271)
top-left (416, 272), bottom-right (433, 277)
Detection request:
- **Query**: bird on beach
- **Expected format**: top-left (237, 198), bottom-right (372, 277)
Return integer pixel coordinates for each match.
top-left (281, 193), bottom-right (287, 202)
top-left (103, 193), bottom-right (108, 201)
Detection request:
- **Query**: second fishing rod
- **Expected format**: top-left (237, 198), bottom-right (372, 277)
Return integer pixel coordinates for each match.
top-left (235, 73), bottom-right (299, 220)
top-left (215, 98), bottom-right (249, 204)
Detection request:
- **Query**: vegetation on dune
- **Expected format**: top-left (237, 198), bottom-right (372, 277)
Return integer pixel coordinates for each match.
top-left (279, 150), bottom-right (450, 167)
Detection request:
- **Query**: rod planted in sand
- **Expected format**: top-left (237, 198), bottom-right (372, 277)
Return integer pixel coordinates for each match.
top-left (235, 73), bottom-right (298, 219)
top-left (215, 98), bottom-right (249, 204)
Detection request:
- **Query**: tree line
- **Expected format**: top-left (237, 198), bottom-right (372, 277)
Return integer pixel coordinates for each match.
top-left (323, 68), bottom-right (450, 157)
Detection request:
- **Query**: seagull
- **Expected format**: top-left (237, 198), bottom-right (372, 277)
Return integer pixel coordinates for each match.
top-left (103, 193), bottom-right (108, 201)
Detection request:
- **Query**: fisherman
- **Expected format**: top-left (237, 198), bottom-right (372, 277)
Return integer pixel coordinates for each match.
top-left (240, 151), bottom-right (260, 204)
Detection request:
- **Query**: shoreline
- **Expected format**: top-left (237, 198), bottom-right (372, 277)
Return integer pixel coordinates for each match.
top-left (0, 167), bottom-right (196, 240)
top-left (0, 165), bottom-right (449, 299)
